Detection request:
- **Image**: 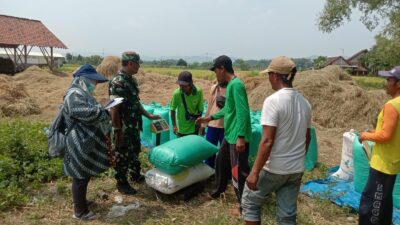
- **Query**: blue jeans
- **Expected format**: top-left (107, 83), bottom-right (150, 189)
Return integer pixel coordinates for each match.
top-left (241, 170), bottom-right (303, 225)
top-left (205, 126), bottom-right (224, 168)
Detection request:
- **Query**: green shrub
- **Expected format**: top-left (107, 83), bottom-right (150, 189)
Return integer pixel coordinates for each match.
top-left (0, 119), bottom-right (62, 210)
top-left (59, 64), bottom-right (80, 73)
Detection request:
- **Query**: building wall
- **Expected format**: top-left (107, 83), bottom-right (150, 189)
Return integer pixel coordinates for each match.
top-left (0, 54), bottom-right (64, 68)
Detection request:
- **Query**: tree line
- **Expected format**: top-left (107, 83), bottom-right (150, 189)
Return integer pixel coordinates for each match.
top-left (65, 53), bottom-right (103, 66)
top-left (64, 54), bottom-right (322, 72)
top-left (142, 57), bottom-right (317, 71)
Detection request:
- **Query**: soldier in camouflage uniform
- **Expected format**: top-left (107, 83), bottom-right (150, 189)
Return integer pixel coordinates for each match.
top-left (109, 51), bottom-right (160, 195)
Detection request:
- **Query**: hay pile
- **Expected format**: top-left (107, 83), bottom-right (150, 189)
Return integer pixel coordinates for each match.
top-left (245, 66), bottom-right (388, 130)
top-left (96, 56), bottom-right (121, 79)
top-left (13, 66), bottom-right (58, 82)
top-left (93, 69), bottom-right (213, 106)
top-left (135, 71), bottom-right (212, 105)
top-left (0, 75), bottom-right (41, 117)
top-left (296, 66), bottom-right (386, 129)
top-left (0, 66), bottom-right (71, 119)
top-left (244, 66), bottom-right (388, 165)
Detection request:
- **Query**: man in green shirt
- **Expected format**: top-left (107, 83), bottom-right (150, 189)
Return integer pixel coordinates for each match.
top-left (170, 71), bottom-right (204, 137)
top-left (196, 55), bottom-right (251, 216)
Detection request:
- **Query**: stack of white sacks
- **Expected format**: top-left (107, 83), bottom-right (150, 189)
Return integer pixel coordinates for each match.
top-left (145, 135), bottom-right (218, 194)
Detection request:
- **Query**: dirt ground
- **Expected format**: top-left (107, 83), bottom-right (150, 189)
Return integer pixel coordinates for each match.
top-left (0, 171), bottom-right (357, 225)
top-left (0, 65), bottom-right (388, 167)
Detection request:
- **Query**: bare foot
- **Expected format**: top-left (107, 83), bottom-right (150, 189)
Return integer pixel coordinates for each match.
top-left (228, 207), bottom-right (241, 217)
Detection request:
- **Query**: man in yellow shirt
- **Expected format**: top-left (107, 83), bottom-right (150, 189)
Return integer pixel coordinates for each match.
top-left (359, 66), bottom-right (400, 225)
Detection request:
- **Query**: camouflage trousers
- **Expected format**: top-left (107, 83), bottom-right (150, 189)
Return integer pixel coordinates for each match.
top-left (113, 128), bottom-right (141, 183)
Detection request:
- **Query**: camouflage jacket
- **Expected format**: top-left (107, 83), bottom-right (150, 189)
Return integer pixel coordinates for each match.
top-left (109, 70), bottom-right (142, 131)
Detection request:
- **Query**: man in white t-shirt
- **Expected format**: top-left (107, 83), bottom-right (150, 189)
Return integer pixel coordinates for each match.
top-left (241, 56), bottom-right (312, 225)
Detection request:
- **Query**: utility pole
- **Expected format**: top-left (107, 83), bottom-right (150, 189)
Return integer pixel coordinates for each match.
top-left (341, 48), bottom-right (344, 67)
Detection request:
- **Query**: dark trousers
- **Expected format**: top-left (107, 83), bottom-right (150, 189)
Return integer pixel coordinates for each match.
top-left (114, 130), bottom-right (141, 183)
top-left (72, 177), bottom-right (91, 217)
top-left (359, 167), bottom-right (397, 225)
top-left (114, 145), bottom-right (141, 183)
top-left (205, 127), bottom-right (225, 168)
top-left (214, 138), bottom-right (249, 203)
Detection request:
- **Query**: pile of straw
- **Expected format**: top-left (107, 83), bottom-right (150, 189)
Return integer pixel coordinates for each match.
top-left (96, 56), bottom-right (121, 79)
top-left (0, 76), bottom-right (41, 117)
top-left (245, 66), bottom-right (387, 129)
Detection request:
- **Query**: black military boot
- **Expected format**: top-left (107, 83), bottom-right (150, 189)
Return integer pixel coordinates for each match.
top-left (130, 174), bottom-right (145, 183)
top-left (116, 181), bottom-right (137, 195)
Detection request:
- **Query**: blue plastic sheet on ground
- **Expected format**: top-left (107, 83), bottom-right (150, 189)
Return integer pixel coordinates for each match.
top-left (301, 166), bottom-right (400, 225)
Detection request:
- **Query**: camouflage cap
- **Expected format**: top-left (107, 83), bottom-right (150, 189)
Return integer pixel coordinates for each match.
top-left (122, 51), bottom-right (140, 63)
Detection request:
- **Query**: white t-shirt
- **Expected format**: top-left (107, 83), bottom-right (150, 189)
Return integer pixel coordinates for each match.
top-left (261, 88), bottom-right (311, 174)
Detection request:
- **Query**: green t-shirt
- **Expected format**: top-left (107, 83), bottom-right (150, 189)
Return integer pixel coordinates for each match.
top-left (211, 77), bottom-right (252, 144)
top-left (170, 86), bottom-right (204, 134)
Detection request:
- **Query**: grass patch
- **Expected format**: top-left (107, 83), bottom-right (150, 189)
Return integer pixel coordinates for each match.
top-left (352, 76), bottom-right (385, 90)
top-left (59, 64), bottom-right (260, 80)
top-left (142, 66), bottom-right (261, 80)
top-left (242, 70), bottom-right (261, 77)
top-left (142, 67), bottom-right (216, 80)
top-left (59, 64), bottom-right (80, 73)
top-left (0, 119), bottom-right (62, 210)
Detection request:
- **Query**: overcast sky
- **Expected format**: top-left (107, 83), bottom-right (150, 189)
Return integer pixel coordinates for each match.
top-left (0, 0), bottom-right (380, 60)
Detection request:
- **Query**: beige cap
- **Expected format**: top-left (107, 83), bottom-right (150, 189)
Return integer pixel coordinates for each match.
top-left (260, 56), bottom-right (296, 75)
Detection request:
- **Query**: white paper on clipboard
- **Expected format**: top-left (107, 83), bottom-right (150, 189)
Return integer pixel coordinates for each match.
top-left (104, 98), bottom-right (124, 110)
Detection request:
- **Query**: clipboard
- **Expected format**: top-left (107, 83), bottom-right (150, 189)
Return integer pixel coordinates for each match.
top-left (104, 98), bottom-right (124, 110)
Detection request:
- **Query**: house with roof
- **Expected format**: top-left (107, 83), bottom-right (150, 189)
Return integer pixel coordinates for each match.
top-left (347, 49), bottom-right (369, 75)
top-left (0, 14), bottom-right (67, 73)
top-left (320, 49), bottom-right (369, 75)
top-left (321, 56), bottom-right (355, 69)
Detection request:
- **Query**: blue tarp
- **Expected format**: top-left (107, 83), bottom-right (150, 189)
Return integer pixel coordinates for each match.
top-left (301, 166), bottom-right (400, 225)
